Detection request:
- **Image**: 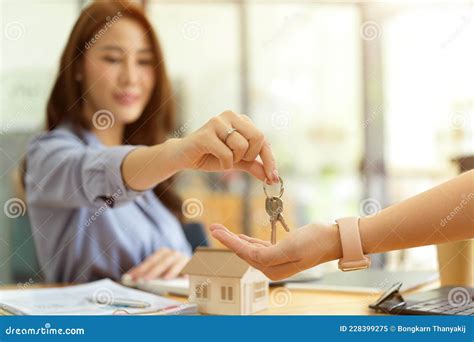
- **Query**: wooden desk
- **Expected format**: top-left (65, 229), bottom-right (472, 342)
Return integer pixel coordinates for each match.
top-left (0, 282), bottom-right (438, 316)
top-left (169, 288), bottom-right (380, 315)
top-left (171, 281), bottom-right (436, 315)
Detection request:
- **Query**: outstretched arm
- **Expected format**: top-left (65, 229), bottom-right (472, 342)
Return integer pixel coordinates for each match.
top-left (360, 169), bottom-right (473, 254)
top-left (122, 110), bottom-right (278, 191)
top-left (211, 170), bottom-right (474, 280)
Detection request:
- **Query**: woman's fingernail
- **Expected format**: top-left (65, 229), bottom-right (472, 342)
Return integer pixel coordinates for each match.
top-left (272, 170), bottom-right (279, 183)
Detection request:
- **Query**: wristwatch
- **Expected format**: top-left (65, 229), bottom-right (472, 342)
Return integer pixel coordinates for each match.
top-left (335, 217), bottom-right (371, 271)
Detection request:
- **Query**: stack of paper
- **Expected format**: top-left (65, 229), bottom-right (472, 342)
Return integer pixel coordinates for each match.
top-left (0, 279), bottom-right (197, 315)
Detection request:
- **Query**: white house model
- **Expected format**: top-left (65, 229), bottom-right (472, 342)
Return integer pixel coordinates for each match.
top-left (182, 247), bottom-right (269, 315)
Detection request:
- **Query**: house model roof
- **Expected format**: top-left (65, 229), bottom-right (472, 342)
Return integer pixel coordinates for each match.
top-left (182, 247), bottom-right (251, 278)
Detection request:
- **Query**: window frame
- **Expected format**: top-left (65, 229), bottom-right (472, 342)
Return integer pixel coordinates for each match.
top-left (219, 284), bottom-right (235, 303)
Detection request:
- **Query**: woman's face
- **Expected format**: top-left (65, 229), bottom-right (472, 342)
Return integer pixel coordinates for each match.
top-left (82, 18), bottom-right (156, 125)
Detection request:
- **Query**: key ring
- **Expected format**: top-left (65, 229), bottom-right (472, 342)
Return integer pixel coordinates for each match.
top-left (263, 176), bottom-right (284, 198)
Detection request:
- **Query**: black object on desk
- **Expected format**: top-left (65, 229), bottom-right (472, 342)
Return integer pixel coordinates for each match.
top-left (370, 282), bottom-right (474, 315)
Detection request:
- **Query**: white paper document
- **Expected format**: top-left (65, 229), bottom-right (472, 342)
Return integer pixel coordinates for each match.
top-left (0, 279), bottom-right (190, 315)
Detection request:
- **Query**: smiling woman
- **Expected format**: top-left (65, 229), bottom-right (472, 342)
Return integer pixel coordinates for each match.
top-left (24, 0), bottom-right (279, 283)
top-left (80, 17), bottom-right (159, 145)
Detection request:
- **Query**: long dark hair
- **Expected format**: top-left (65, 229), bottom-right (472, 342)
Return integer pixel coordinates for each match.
top-left (43, 0), bottom-right (183, 221)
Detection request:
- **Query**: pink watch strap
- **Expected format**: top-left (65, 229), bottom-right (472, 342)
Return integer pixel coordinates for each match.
top-left (336, 217), bottom-right (371, 271)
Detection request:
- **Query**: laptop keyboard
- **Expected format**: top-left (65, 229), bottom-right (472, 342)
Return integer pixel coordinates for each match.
top-left (406, 298), bottom-right (474, 315)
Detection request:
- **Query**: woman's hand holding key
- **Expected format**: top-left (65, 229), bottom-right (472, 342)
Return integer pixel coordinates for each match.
top-left (171, 110), bottom-right (279, 183)
top-left (123, 110), bottom-right (280, 191)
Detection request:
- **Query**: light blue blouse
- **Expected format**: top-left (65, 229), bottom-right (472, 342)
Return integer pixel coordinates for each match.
top-left (25, 122), bottom-right (192, 283)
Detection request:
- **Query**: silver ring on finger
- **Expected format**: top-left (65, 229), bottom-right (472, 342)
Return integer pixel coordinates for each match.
top-left (223, 127), bottom-right (237, 144)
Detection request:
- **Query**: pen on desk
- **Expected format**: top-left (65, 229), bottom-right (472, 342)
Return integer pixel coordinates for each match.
top-left (87, 297), bottom-right (150, 308)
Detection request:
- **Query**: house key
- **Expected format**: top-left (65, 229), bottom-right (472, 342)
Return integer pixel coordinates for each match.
top-left (263, 177), bottom-right (290, 244)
